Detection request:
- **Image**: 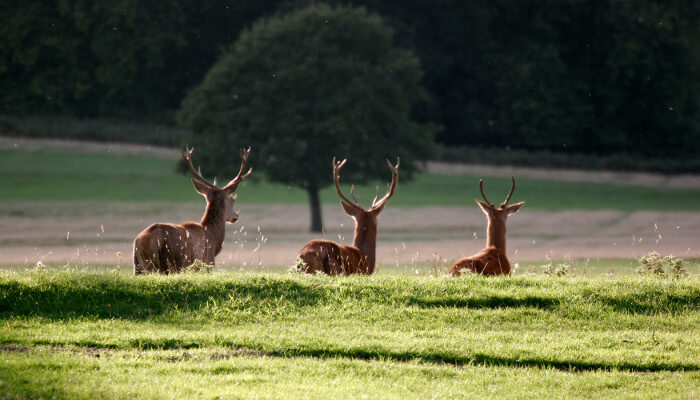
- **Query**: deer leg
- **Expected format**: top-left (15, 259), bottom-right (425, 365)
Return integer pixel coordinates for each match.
top-left (298, 250), bottom-right (321, 274)
top-left (133, 240), bottom-right (145, 275)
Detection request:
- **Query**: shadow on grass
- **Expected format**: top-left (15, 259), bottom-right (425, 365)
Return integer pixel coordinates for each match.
top-left (2, 274), bottom-right (698, 320)
top-left (232, 344), bottom-right (699, 373)
top-left (593, 293), bottom-right (700, 314)
top-left (0, 275), bottom-right (328, 320)
top-left (404, 295), bottom-right (558, 309)
top-left (4, 340), bottom-right (695, 373)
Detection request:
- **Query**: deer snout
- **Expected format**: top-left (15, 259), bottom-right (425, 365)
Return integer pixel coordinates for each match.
top-left (228, 210), bottom-right (240, 223)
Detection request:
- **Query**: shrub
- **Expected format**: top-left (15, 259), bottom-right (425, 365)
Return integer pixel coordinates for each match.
top-left (635, 252), bottom-right (689, 279)
top-left (290, 258), bottom-right (308, 273)
top-left (542, 262), bottom-right (570, 277)
top-left (184, 260), bottom-right (214, 274)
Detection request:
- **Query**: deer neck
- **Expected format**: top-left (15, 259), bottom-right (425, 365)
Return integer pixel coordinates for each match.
top-left (352, 217), bottom-right (378, 274)
top-left (200, 201), bottom-right (227, 254)
top-left (486, 218), bottom-right (507, 253)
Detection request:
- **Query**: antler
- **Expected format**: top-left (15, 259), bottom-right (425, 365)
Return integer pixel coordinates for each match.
top-left (500, 177), bottom-right (516, 208)
top-left (479, 179), bottom-right (492, 206)
top-left (371, 157), bottom-right (400, 210)
top-left (182, 146), bottom-right (217, 189)
top-left (349, 185), bottom-right (361, 206)
top-left (333, 157), bottom-right (362, 209)
top-left (222, 147), bottom-right (253, 192)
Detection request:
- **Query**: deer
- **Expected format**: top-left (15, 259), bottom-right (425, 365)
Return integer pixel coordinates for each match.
top-left (133, 146), bottom-right (252, 274)
top-left (449, 177), bottom-right (524, 276)
top-left (295, 157), bottom-right (399, 275)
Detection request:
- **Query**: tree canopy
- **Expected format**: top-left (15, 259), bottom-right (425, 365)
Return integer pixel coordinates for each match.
top-left (2, 0), bottom-right (698, 160)
top-left (177, 4), bottom-right (435, 231)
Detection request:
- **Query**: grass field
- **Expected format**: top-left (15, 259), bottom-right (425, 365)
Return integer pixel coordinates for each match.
top-left (2, 149), bottom-right (700, 210)
top-left (2, 140), bottom-right (700, 398)
top-left (0, 271), bottom-right (698, 399)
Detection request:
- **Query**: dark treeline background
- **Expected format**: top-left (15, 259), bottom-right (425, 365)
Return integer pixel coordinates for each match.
top-left (2, 0), bottom-right (699, 158)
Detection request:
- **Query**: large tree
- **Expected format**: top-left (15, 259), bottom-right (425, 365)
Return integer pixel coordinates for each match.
top-left (177, 4), bottom-right (435, 232)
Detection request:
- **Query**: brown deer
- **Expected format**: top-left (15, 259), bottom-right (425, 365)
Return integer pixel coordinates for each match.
top-left (133, 147), bottom-right (252, 274)
top-left (450, 178), bottom-right (524, 276)
top-left (296, 157), bottom-right (399, 275)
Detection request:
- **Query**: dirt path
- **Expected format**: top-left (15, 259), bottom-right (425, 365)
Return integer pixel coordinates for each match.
top-left (2, 202), bottom-right (698, 267)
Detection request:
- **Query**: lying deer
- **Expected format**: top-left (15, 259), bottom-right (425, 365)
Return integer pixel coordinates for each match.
top-left (449, 178), bottom-right (524, 276)
top-left (296, 157), bottom-right (399, 275)
top-left (133, 147), bottom-right (252, 274)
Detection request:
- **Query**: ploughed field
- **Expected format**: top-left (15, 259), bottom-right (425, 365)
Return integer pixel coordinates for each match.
top-left (1, 271), bottom-right (699, 399)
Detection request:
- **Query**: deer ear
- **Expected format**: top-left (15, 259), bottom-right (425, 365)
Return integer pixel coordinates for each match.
top-left (340, 201), bottom-right (360, 216)
top-left (371, 203), bottom-right (386, 215)
top-left (475, 199), bottom-right (493, 215)
top-left (191, 178), bottom-right (211, 196)
top-left (505, 201), bottom-right (525, 215)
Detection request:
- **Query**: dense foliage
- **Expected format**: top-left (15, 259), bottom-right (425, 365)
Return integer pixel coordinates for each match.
top-left (1, 0), bottom-right (699, 157)
top-left (178, 4), bottom-right (434, 231)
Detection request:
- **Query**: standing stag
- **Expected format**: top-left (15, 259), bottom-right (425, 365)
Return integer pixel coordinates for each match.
top-left (296, 157), bottom-right (399, 275)
top-left (133, 147), bottom-right (252, 274)
top-left (449, 178), bottom-right (524, 276)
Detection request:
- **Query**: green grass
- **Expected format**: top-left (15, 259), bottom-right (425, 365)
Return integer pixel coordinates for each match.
top-left (6, 258), bottom-right (700, 277)
top-left (2, 149), bottom-right (700, 210)
top-left (0, 272), bottom-right (699, 398)
top-left (2, 347), bottom-right (697, 400)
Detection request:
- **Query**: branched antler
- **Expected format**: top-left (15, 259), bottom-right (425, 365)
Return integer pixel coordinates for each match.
top-left (371, 157), bottom-right (400, 210)
top-left (333, 157), bottom-right (400, 211)
top-left (349, 185), bottom-right (361, 206)
top-left (222, 147), bottom-right (253, 193)
top-left (333, 157), bottom-right (362, 209)
top-left (479, 179), bottom-right (492, 206)
top-left (182, 146), bottom-right (217, 189)
top-left (500, 177), bottom-right (516, 208)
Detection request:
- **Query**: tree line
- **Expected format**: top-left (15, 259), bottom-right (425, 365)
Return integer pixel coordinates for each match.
top-left (2, 0), bottom-right (698, 157)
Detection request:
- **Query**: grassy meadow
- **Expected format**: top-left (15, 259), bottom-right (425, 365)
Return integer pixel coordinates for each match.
top-left (1, 148), bottom-right (700, 210)
top-left (2, 141), bottom-right (700, 398)
top-left (1, 271), bottom-right (699, 399)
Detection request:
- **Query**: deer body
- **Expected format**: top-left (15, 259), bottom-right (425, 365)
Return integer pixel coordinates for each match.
top-left (134, 193), bottom-right (229, 274)
top-left (133, 147), bottom-right (252, 274)
top-left (296, 158), bottom-right (398, 275)
top-left (450, 247), bottom-right (509, 276)
top-left (297, 240), bottom-right (366, 275)
top-left (450, 178), bottom-right (524, 277)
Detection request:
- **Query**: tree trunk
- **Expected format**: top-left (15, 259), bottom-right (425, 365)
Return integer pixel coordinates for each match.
top-left (307, 184), bottom-right (323, 233)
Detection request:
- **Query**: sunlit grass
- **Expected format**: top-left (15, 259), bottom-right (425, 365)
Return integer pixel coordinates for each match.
top-left (2, 346), bottom-right (697, 400)
top-left (4, 258), bottom-right (699, 276)
top-left (0, 271), bottom-right (698, 398)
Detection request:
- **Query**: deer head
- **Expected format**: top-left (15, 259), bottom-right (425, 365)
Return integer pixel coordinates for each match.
top-left (474, 177), bottom-right (524, 252)
top-left (182, 146), bottom-right (252, 224)
top-left (333, 157), bottom-right (399, 222)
